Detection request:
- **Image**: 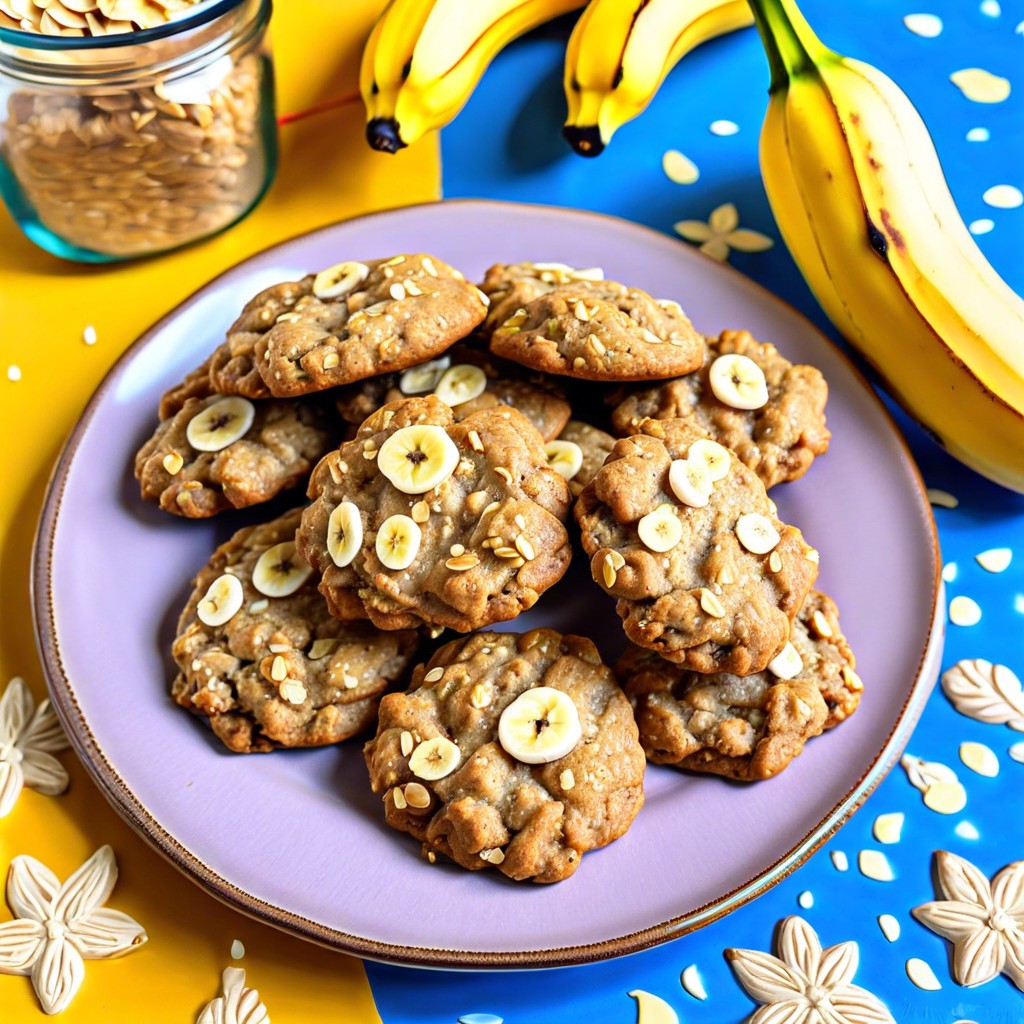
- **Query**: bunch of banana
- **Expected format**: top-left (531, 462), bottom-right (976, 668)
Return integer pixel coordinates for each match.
top-left (361, 0), bottom-right (586, 152)
top-left (562, 0), bottom-right (753, 156)
top-left (750, 0), bottom-right (1024, 492)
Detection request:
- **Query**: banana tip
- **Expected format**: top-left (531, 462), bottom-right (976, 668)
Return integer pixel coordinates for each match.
top-left (563, 124), bottom-right (605, 158)
top-left (366, 118), bottom-right (406, 154)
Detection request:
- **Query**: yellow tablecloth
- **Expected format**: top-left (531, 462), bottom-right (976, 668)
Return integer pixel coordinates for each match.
top-left (0, 3), bottom-right (439, 1018)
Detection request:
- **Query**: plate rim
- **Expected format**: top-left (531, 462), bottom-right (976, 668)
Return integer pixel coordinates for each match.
top-left (31, 198), bottom-right (944, 970)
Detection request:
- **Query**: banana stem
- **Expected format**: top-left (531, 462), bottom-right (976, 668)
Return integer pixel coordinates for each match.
top-left (746, 0), bottom-right (829, 89)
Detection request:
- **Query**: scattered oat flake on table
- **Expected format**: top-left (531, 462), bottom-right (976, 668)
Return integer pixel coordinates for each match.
top-left (969, 219), bottom-right (995, 235)
top-left (980, 0), bottom-right (1001, 15)
top-left (903, 13), bottom-right (943, 37)
top-left (0, 676), bottom-right (70, 818)
top-left (873, 812), bottom-right (904, 844)
top-left (1016, 594), bottom-right (1024, 615)
top-left (942, 562), bottom-right (958, 583)
top-left (197, 966), bottom-right (268, 1024)
top-left (458, 1016), bottom-right (503, 1024)
top-left (924, 780), bottom-right (968, 814)
top-left (662, 150), bottom-right (699, 185)
top-left (628, 989), bottom-right (678, 1024)
top-left (975, 547), bottom-right (1012, 572)
top-left (905, 958), bottom-right (942, 991)
top-left (927, 488), bottom-right (958, 508)
top-left (901, 753), bottom-right (958, 792)
top-left (949, 595), bottom-right (982, 627)
top-left (966, 127), bottom-right (991, 141)
top-left (797, 890), bottom-right (814, 909)
top-left (82, 325), bottom-right (97, 346)
top-left (709, 119), bottom-right (739, 136)
top-left (960, 741), bottom-right (999, 777)
top-left (950, 68), bottom-right (1011, 103)
top-left (831, 850), bottom-right (849, 872)
top-left (680, 964), bottom-right (708, 1000)
top-left (983, 184), bottom-right (1024, 208)
top-left (6, 366), bottom-right (21, 382)
top-left (674, 203), bottom-right (773, 262)
top-left (955, 821), bottom-right (981, 840)
top-left (859, 849), bottom-right (895, 881)
top-left (0, 846), bottom-right (146, 1015)
top-left (230, 938), bottom-right (245, 959)
top-left (1009, 742), bottom-right (1024, 763)
top-left (877, 915), bottom-right (901, 942)
top-left (941, 659), bottom-right (1024, 731)
top-left (913, 850), bottom-right (1024, 991)
top-left (725, 916), bottom-right (895, 1024)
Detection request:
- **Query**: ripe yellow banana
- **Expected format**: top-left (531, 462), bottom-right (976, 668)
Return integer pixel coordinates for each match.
top-left (563, 0), bottom-right (753, 156)
top-left (750, 0), bottom-right (1024, 492)
top-left (361, 0), bottom-right (586, 152)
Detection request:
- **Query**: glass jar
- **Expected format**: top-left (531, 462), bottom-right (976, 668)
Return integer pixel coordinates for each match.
top-left (0, 0), bottom-right (276, 262)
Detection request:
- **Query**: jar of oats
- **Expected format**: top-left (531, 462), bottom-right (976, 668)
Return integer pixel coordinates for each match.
top-left (0, 0), bottom-right (275, 261)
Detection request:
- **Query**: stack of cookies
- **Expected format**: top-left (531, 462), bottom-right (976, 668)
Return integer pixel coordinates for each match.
top-left (135, 255), bottom-right (861, 882)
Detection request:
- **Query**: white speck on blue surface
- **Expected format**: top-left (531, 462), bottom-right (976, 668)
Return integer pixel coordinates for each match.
top-left (966, 127), bottom-right (990, 141)
top-left (709, 119), bottom-right (739, 136)
top-left (969, 218), bottom-right (995, 235)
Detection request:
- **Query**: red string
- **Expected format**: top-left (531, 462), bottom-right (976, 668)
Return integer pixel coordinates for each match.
top-left (276, 90), bottom-right (361, 126)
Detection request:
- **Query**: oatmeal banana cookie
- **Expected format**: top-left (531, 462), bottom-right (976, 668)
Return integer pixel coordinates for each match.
top-left (333, 344), bottom-right (571, 442)
top-left (135, 390), bottom-right (335, 518)
top-left (618, 590), bottom-right (862, 781)
top-left (575, 417), bottom-right (819, 674)
top-left (223, 254), bottom-right (487, 398)
top-left (545, 419), bottom-right (616, 498)
top-left (298, 395), bottom-right (572, 633)
top-left (364, 629), bottom-right (645, 882)
top-left (483, 263), bottom-right (703, 381)
top-left (611, 329), bottom-right (830, 488)
top-left (171, 509), bottom-right (419, 753)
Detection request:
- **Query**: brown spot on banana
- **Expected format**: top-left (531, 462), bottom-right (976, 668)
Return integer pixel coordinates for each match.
top-left (879, 209), bottom-right (905, 251)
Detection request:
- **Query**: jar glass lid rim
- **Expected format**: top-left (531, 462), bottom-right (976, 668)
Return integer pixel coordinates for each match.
top-left (0, 0), bottom-right (253, 51)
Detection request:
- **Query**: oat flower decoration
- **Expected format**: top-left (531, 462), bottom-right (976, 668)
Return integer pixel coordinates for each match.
top-left (674, 203), bottom-right (774, 262)
top-left (725, 915), bottom-right (895, 1024)
top-left (197, 966), bottom-right (270, 1024)
top-left (913, 850), bottom-right (1024, 991)
top-left (0, 846), bottom-right (147, 1015)
top-left (0, 676), bottom-right (69, 818)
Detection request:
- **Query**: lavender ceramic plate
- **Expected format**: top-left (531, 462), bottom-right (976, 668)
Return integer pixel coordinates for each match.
top-left (34, 201), bottom-right (942, 969)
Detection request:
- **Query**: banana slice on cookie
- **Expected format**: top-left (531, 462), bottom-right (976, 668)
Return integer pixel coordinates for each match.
top-left (376, 514), bottom-right (422, 570)
top-left (669, 457), bottom-right (713, 508)
top-left (327, 501), bottom-right (363, 567)
top-left (709, 354), bottom-right (769, 410)
top-left (252, 541), bottom-right (313, 597)
top-left (544, 439), bottom-right (584, 482)
top-left (197, 573), bottom-right (243, 627)
top-left (637, 504), bottom-right (682, 553)
top-left (688, 439), bottom-right (731, 482)
top-left (399, 356), bottom-right (451, 395)
top-left (377, 424), bottom-right (460, 494)
top-left (312, 260), bottom-right (370, 300)
top-left (434, 364), bottom-right (487, 407)
top-left (498, 686), bottom-right (582, 764)
top-left (185, 396), bottom-right (255, 452)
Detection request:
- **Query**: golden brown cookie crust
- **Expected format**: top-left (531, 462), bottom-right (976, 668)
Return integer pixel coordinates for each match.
top-left (134, 391), bottom-right (335, 518)
top-left (245, 254), bottom-right (487, 397)
top-left (574, 417), bottom-right (818, 674)
top-left (618, 590), bottom-right (862, 780)
top-left (172, 509), bottom-right (419, 752)
top-left (482, 262), bottom-right (703, 382)
top-left (611, 330), bottom-right (830, 488)
top-left (333, 344), bottom-right (571, 442)
top-left (363, 629), bottom-right (646, 882)
top-left (298, 396), bottom-right (573, 633)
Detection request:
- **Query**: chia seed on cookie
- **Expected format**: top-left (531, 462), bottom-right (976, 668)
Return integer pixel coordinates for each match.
top-left (575, 416), bottom-right (818, 674)
top-left (611, 329), bottom-right (830, 488)
top-left (298, 395), bottom-right (572, 633)
top-left (618, 590), bottom-right (861, 780)
top-left (364, 629), bottom-right (645, 882)
top-left (172, 509), bottom-right (419, 753)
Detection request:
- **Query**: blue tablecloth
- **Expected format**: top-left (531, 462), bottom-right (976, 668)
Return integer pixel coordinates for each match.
top-left (367, 1), bottom-right (1024, 1020)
